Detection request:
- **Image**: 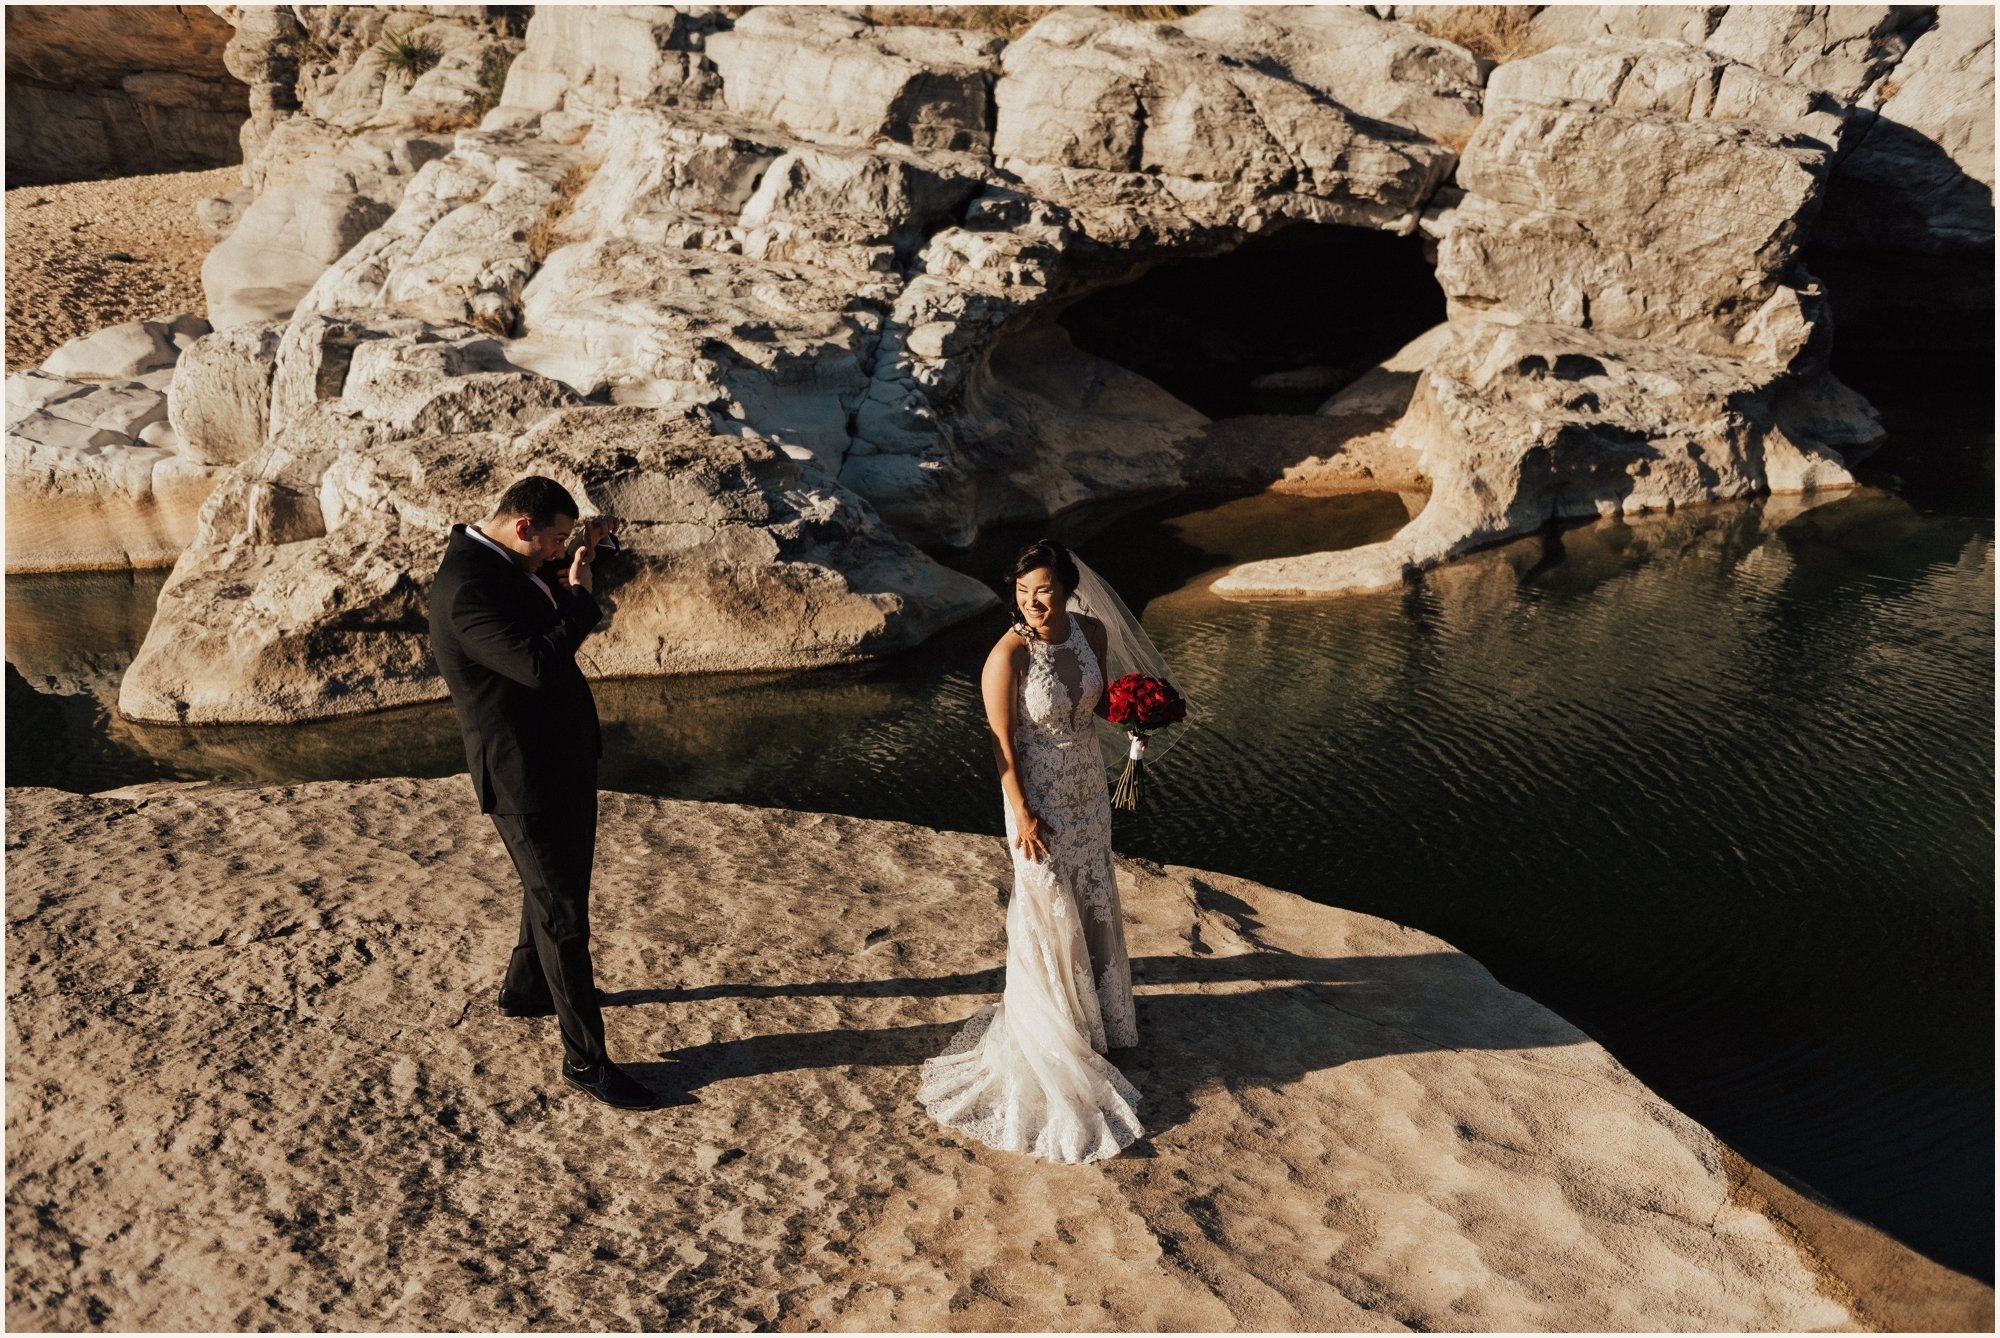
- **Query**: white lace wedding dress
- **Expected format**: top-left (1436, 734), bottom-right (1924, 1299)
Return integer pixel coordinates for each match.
top-left (918, 613), bottom-right (1143, 1164)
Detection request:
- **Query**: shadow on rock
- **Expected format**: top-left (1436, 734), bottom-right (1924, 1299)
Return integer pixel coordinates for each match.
top-left (623, 947), bottom-right (1584, 1145)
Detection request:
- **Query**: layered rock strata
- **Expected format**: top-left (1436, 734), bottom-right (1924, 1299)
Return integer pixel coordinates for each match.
top-left (3, 5), bottom-right (247, 184)
top-left (10, 777), bottom-right (1990, 1330)
top-left (5, 315), bottom-right (222, 571)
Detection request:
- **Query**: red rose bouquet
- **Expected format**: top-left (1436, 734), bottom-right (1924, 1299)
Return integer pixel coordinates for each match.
top-left (1105, 672), bottom-right (1188, 811)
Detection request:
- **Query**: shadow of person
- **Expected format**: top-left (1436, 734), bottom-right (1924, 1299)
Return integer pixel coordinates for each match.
top-left (656, 1021), bottom-right (967, 1092)
top-left (602, 967), bottom-right (1004, 1008)
top-left (609, 1063), bottom-right (703, 1110)
top-left (625, 945), bottom-right (1588, 1144)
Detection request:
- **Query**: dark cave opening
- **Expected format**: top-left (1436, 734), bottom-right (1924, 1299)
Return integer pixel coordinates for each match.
top-left (1057, 222), bottom-right (1448, 420)
top-left (1802, 240), bottom-right (1996, 506)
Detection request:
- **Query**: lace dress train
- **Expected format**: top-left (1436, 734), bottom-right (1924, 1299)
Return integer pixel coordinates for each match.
top-left (919, 615), bottom-right (1143, 1164)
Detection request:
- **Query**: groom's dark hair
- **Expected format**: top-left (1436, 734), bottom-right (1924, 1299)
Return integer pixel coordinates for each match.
top-left (492, 475), bottom-right (579, 530)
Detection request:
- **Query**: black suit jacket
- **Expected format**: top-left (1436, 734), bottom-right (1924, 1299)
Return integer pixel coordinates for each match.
top-left (428, 525), bottom-right (603, 814)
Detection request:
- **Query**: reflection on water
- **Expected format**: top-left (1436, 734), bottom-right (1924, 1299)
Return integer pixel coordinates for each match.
top-left (5, 485), bottom-right (1993, 1279)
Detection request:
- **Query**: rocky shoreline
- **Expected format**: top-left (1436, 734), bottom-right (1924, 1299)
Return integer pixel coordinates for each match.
top-left (5, 776), bottom-right (1991, 1331)
top-left (3, 5), bottom-right (1990, 722)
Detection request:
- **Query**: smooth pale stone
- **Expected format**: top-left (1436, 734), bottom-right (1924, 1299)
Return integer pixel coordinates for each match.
top-left (6, 371), bottom-right (95, 429)
top-left (43, 319), bottom-right (182, 381)
top-left (83, 384), bottom-right (169, 439)
top-left (137, 420), bottom-right (180, 450)
top-left (8, 775), bottom-right (1975, 1330)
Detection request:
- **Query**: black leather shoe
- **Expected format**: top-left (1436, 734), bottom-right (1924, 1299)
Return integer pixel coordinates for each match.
top-left (562, 1061), bottom-right (662, 1110)
top-left (497, 986), bottom-right (556, 1018)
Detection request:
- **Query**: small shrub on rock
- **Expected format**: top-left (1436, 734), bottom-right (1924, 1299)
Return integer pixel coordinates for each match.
top-left (375, 25), bottom-right (443, 85)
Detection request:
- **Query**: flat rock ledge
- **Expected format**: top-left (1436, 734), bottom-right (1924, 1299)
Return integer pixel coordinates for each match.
top-left (6, 778), bottom-right (1987, 1332)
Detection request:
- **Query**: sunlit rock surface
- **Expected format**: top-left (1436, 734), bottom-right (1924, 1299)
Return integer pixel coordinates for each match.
top-left (9, 775), bottom-right (1987, 1330)
top-left (10, 4), bottom-right (1992, 685)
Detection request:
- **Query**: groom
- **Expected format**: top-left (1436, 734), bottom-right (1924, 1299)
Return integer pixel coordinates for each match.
top-left (427, 475), bottom-right (659, 1111)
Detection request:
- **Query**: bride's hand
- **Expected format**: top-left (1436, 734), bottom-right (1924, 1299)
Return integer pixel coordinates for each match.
top-left (1013, 807), bottom-right (1051, 863)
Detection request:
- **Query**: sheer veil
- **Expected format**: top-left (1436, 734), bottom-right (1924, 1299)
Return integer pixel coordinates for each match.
top-left (1065, 553), bottom-right (1199, 776)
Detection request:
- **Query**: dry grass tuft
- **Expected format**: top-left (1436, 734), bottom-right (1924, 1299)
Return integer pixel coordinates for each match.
top-left (860, 4), bottom-right (1202, 39)
top-left (1103, 5), bottom-right (1204, 22)
top-left (1402, 5), bottom-right (1552, 66)
top-left (408, 103), bottom-right (482, 134)
top-left (465, 307), bottom-right (512, 338)
top-left (555, 160), bottom-right (596, 201)
top-left (863, 6), bottom-right (1050, 37)
top-left (524, 213), bottom-right (566, 264)
top-left (525, 159), bottom-right (599, 263)
top-left (1433, 123), bottom-right (1476, 156)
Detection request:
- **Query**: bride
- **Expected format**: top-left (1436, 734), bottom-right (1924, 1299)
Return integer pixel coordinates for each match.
top-left (919, 539), bottom-right (1166, 1164)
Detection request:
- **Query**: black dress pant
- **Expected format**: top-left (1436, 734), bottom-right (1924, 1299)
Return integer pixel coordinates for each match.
top-left (491, 802), bottom-right (609, 1070)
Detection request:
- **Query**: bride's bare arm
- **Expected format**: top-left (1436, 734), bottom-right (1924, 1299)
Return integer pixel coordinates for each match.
top-left (982, 631), bottom-right (1049, 862)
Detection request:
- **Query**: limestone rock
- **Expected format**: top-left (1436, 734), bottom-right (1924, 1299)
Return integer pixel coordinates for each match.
top-left (116, 403), bottom-right (996, 724)
top-left (1440, 40), bottom-right (1841, 356)
top-left (1317, 321), bottom-right (1455, 421)
top-left (285, 11), bottom-right (514, 132)
top-left (259, 317), bottom-right (580, 441)
top-left (3, 5), bottom-right (246, 184)
top-left (159, 6), bottom-right (1497, 597)
top-left (5, 372), bottom-right (221, 572)
top-left (563, 105), bottom-right (786, 237)
top-left (1819, 4), bottom-right (1996, 253)
top-left (1218, 37), bottom-right (1885, 598)
top-left (498, 4), bottom-right (728, 116)
top-left (1214, 320), bottom-right (1875, 597)
top-left (11, 776), bottom-right (1984, 1329)
top-left (299, 126), bottom-right (581, 332)
top-left (1504, 7), bottom-right (1993, 349)
top-left (1176, 4), bottom-right (1486, 149)
top-left (850, 322), bottom-right (1206, 548)
top-left (200, 118), bottom-right (455, 329)
top-left (42, 316), bottom-right (210, 382)
top-left (10, 317), bottom-right (223, 570)
top-left (1701, 5), bottom-right (1932, 102)
top-left (707, 8), bottom-right (1001, 155)
top-left (1521, 5), bottom-right (1721, 48)
top-left (993, 6), bottom-right (1462, 238)
top-left (337, 327), bottom-right (584, 438)
top-left (194, 184), bottom-right (255, 238)
top-left (211, 3), bottom-right (305, 175)
top-left (166, 323), bottom-right (285, 466)
top-left (32, 3), bottom-right (1983, 645)
top-left (517, 240), bottom-right (891, 472)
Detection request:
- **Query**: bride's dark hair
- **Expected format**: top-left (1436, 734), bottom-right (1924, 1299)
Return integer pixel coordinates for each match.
top-left (1004, 539), bottom-right (1080, 626)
